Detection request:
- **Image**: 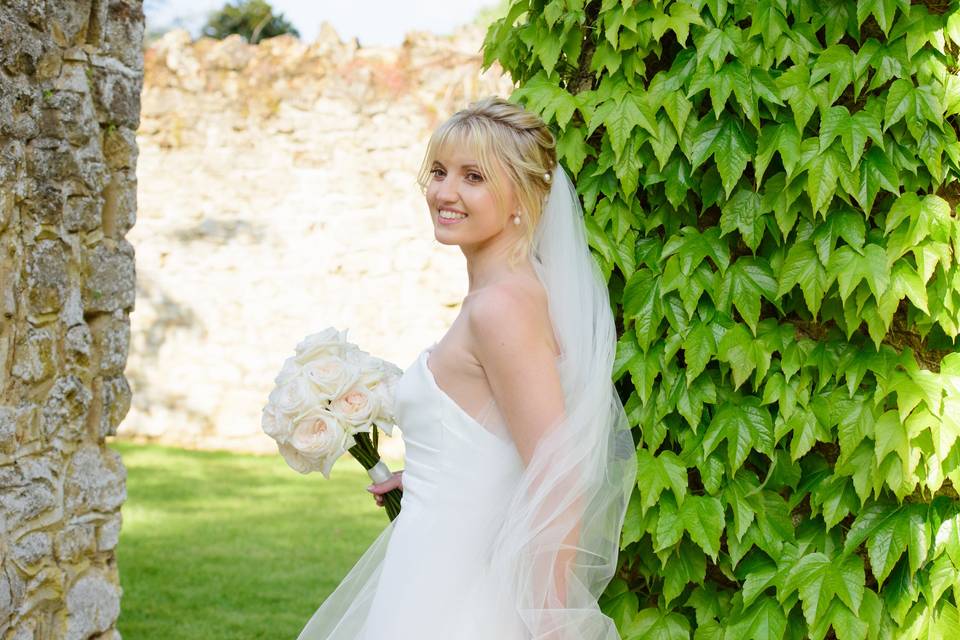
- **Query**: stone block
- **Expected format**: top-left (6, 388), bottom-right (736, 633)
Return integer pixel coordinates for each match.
top-left (100, 171), bottom-right (137, 238)
top-left (81, 240), bottom-right (135, 314)
top-left (21, 182), bottom-right (65, 226)
top-left (64, 194), bottom-right (102, 233)
top-left (11, 531), bottom-right (52, 573)
top-left (65, 570), bottom-right (120, 640)
top-left (55, 522), bottom-right (96, 563)
top-left (103, 125), bottom-right (138, 171)
top-left (0, 76), bottom-right (40, 140)
top-left (89, 63), bottom-right (142, 129)
top-left (65, 445), bottom-right (126, 515)
top-left (26, 239), bottom-right (69, 315)
top-left (11, 326), bottom-right (56, 384)
top-left (65, 323), bottom-right (93, 376)
top-left (90, 313), bottom-right (128, 376)
top-left (41, 375), bottom-right (92, 441)
top-left (93, 375), bottom-right (130, 439)
top-left (102, 3), bottom-right (145, 71)
top-left (0, 483), bottom-right (57, 528)
top-left (96, 514), bottom-right (121, 552)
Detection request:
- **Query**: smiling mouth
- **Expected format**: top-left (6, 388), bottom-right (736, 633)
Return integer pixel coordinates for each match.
top-left (438, 209), bottom-right (468, 221)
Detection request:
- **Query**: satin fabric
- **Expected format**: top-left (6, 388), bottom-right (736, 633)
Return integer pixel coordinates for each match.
top-left (297, 346), bottom-right (527, 640)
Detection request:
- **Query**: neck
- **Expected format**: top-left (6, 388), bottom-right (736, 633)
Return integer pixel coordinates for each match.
top-left (461, 234), bottom-right (527, 295)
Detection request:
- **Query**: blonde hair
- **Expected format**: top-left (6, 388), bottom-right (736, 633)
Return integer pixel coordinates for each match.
top-left (416, 96), bottom-right (557, 266)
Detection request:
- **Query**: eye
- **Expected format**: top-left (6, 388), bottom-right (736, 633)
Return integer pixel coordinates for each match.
top-left (465, 171), bottom-right (484, 183)
top-left (429, 167), bottom-right (445, 179)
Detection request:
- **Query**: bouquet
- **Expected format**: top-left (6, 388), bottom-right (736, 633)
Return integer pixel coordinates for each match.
top-left (261, 327), bottom-right (403, 520)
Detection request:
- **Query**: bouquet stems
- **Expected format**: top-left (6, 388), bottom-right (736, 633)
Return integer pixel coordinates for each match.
top-left (348, 431), bottom-right (402, 521)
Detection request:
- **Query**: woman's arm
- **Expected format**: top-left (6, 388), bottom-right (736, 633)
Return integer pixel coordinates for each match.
top-left (469, 283), bottom-right (565, 465)
top-left (470, 283), bottom-right (578, 608)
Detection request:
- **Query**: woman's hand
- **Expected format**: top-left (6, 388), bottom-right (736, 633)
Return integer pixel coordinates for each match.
top-left (366, 470), bottom-right (403, 508)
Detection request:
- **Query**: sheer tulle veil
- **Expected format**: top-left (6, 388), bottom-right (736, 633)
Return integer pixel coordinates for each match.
top-left (296, 165), bottom-right (637, 640)
top-left (485, 163), bottom-right (638, 639)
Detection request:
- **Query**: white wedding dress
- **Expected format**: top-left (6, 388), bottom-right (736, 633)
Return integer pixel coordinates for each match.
top-left (297, 343), bottom-right (529, 639)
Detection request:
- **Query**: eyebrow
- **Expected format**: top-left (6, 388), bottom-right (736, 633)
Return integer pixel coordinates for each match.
top-left (432, 160), bottom-right (481, 170)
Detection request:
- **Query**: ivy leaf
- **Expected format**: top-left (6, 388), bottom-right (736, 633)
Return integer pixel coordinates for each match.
top-left (727, 596), bottom-right (787, 640)
top-left (777, 240), bottom-right (831, 317)
top-left (702, 398), bottom-right (774, 474)
top-left (557, 125), bottom-right (592, 176)
top-left (623, 268), bottom-right (663, 351)
top-left (655, 493), bottom-right (683, 551)
top-left (781, 552), bottom-right (865, 624)
top-left (636, 449), bottom-right (689, 514)
top-left (856, 0), bottom-right (899, 36)
top-left (625, 608), bottom-right (690, 640)
top-left (720, 189), bottom-right (768, 254)
top-left (843, 502), bottom-right (912, 588)
top-left (804, 142), bottom-right (847, 215)
top-left (512, 72), bottom-right (579, 129)
top-left (716, 257), bottom-right (778, 334)
top-left (663, 540), bottom-right (707, 605)
top-left (854, 146), bottom-right (899, 214)
top-left (688, 115), bottom-right (753, 197)
top-left (680, 495), bottom-right (725, 560)
top-left (811, 44), bottom-right (855, 104)
top-left (597, 93), bottom-right (658, 159)
top-left (828, 244), bottom-right (891, 302)
top-left (683, 321), bottom-right (716, 384)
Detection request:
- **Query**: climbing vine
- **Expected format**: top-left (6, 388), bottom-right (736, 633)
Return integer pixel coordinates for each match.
top-left (484, 1), bottom-right (960, 638)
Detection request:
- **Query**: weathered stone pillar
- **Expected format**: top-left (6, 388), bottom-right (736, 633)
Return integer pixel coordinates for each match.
top-left (0, 2), bottom-right (143, 638)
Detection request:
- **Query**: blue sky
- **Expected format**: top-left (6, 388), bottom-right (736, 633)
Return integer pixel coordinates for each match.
top-left (145, 0), bottom-right (501, 46)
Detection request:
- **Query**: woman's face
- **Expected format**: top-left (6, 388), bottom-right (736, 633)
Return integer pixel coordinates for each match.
top-left (424, 147), bottom-right (518, 249)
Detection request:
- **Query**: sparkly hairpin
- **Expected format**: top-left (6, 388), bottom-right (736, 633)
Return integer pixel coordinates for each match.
top-left (543, 170), bottom-right (552, 183)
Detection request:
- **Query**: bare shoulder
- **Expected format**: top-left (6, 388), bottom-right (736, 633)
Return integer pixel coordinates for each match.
top-left (466, 274), bottom-right (554, 356)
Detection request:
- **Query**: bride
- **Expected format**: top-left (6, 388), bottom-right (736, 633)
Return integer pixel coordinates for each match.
top-left (297, 96), bottom-right (637, 640)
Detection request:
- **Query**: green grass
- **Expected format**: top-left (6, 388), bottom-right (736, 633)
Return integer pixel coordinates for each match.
top-left (111, 441), bottom-right (396, 639)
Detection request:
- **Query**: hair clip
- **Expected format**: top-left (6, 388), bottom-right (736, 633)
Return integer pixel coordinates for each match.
top-left (543, 171), bottom-right (552, 183)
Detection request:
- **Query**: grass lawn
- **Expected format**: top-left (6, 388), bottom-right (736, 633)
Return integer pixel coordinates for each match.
top-left (110, 440), bottom-right (397, 639)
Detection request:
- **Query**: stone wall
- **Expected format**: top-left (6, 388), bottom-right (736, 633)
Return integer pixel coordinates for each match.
top-left (123, 24), bottom-right (513, 455)
top-left (0, 1), bottom-right (142, 638)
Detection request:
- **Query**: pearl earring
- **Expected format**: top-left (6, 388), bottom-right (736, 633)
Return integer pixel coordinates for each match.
top-left (513, 211), bottom-right (521, 225)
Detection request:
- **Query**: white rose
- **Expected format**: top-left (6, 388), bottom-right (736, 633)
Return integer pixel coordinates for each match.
top-left (329, 384), bottom-right (379, 431)
top-left (267, 374), bottom-right (316, 418)
top-left (287, 408), bottom-right (350, 478)
top-left (302, 356), bottom-right (359, 398)
top-left (278, 442), bottom-right (321, 475)
top-left (273, 356), bottom-right (300, 385)
top-left (294, 327), bottom-right (348, 363)
top-left (371, 374), bottom-right (401, 436)
top-left (261, 404), bottom-right (293, 442)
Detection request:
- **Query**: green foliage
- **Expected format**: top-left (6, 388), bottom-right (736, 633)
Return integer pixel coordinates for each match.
top-left (484, 0), bottom-right (960, 637)
top-left (201, 0), bottom-right (299, 44)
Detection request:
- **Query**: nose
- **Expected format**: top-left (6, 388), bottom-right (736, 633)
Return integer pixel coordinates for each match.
top-left (434, 174), bottom-right (459, 206)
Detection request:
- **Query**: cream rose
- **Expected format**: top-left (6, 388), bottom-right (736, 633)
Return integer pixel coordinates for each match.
top-left (329, 384), bottom-right (379, 431)
top-left (288, 408), bottom-right (349, 478)
top-left (302, 356), bottom-right (360, 398)
top-left (267, 374), bottom-right (316, 417)
top-left (273, 356), bottom-right (300, 385)
top-left (261, 404), bottom-right (293, 442)
top-left (294, 327), bottom-right (348, 364)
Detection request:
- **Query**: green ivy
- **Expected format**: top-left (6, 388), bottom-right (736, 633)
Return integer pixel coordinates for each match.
top-left (483, 1), bottom-right (960, 638)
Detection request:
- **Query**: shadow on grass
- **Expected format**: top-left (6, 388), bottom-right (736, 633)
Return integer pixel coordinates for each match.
top-left (112, 441), bottom-right (394, 639)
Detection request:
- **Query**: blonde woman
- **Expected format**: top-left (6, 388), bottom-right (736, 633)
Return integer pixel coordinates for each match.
top-left (297, 97), bottom-right (636, 640)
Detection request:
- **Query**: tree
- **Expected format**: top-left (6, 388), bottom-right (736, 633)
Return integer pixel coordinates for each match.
top-left (201, 0), bottom-right (299, 44)
top-left (484, 1), bottom-right (960, 638)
